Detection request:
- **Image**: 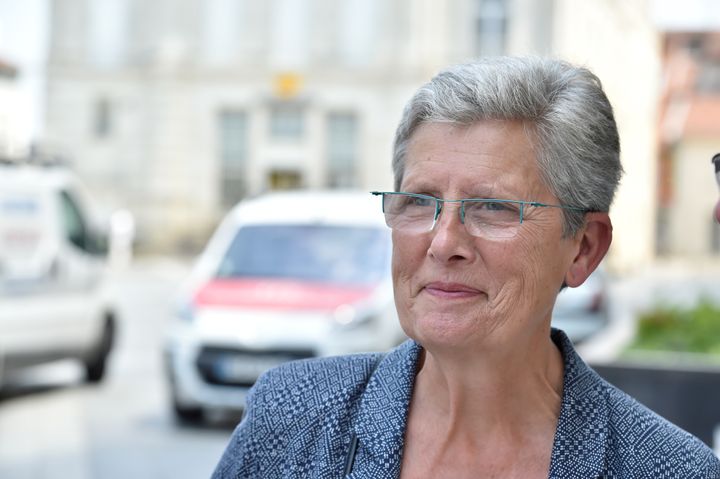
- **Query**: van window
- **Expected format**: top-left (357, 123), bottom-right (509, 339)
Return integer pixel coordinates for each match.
top-left (216, 225), bottom-right (390, 286)
top-left (60, 191), bottom-right (89, 251)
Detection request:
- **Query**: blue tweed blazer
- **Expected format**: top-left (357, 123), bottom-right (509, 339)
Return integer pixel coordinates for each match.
top-left (212, 330), bottom-right (720, 478)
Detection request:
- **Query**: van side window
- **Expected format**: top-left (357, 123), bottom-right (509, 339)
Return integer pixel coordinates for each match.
top-left (60, 191), bottom-right (89, 251)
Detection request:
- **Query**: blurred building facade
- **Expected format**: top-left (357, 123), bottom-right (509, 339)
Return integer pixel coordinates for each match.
top-left (45, 0), bottom-right (659, 271)
top-left (658, 31), bottom-right (720, 257)
top-left (0, 58), bottom-right (25, 157)
top-left (550, 0), bottom-right (660, 272)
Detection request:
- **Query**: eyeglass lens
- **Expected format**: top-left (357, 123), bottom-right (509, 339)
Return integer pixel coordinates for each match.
top-left (381, 194), bottom-right (521, 239)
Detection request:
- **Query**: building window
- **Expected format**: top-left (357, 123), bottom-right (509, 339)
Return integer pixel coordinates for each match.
top-left (269, 103), bottom-right (304, 140)
top-left (219, 110), bottom-right (249, 207)
top-left (93, 98), bottom-right (112, 138)
top-left (339, 0), bottom-right (377, 67)
top-left (475, 0), bottom-right (508, 57)
top-left (270, 0), bottom-right (309, 68)
top-left (326, 112), bottom-right (358, 187)
top-left (711, 217), bottom-right (720, 254)
top-left (697, 62), bottom-right (720, 93)
top-left (202, 0), bottom-right (244, 66)
top-left (88, 0), bottom-right (129, 68)
top-left (655, 207), bottom-right (670, 256)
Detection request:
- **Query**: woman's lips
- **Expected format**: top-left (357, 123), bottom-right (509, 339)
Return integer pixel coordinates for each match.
top-left (423, 282), bottom-right (483, 299)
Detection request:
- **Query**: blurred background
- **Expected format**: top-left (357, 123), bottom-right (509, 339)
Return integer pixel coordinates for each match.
top-left (1, 0), bottom-right (720, 477)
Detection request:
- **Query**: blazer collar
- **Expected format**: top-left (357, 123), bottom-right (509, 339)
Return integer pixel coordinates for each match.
top-left (348, 339), bottom-right (420, 478)
top-left (347, 330), bottom-right (610, 478)
top-left (548, 329), bottom-right (609, 478)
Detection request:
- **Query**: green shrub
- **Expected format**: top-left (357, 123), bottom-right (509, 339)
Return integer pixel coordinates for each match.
top-left (629, 299), bottom-right (720, 355)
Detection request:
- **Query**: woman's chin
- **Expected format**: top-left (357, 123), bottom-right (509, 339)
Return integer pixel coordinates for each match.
top-left (401, 313), bottom-right (500, 352)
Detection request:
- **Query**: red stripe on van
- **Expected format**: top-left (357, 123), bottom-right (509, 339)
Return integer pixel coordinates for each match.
top-left (194, 279), bottom-right (374, 311)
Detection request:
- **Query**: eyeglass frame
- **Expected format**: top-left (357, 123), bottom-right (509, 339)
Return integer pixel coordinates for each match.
top-left (370, 191), bottom-right (588, 236)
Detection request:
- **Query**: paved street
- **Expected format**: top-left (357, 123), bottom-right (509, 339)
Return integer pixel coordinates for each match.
top-left (0, 258), bottom-right (233, 479)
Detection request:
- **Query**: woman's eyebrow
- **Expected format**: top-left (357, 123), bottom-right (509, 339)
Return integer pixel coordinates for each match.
top-left (400, 178), bottom-right (526, 199)
top-left (406, 190), bottom-right (514, 200)
top-left (401, 182), bottom-right (498, 197)
top-left (461, 188), bottom-right (511, 199)
top-left (399, 184), bottom-right (440, 195)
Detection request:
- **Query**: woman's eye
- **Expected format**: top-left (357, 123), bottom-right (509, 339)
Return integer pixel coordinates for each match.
top-left (404, 195), bottom-right (433, 207)
top-left (482, 201), bottom-right (510, 211)
top-left (412, 197), bottom-right (433, 206)
top-left (468, 201), bottom-right (520, 217)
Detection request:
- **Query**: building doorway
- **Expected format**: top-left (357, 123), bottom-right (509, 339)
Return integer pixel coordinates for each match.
top-left (268, 169), bottom-right (303, 190)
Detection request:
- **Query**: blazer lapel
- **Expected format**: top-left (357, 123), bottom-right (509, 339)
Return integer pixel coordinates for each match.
top-left (548, 330), bottom-right (609, 478)
top-left (346, 340), bottom-right (421, 479)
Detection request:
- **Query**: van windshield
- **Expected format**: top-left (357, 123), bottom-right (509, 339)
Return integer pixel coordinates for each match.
top-left (215, 224), bottom-right (391, 286)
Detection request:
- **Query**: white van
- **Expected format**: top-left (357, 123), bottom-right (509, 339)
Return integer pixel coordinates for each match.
top-left (164, 190), bottom-right (404, 421)
top-left (0, 162), bottom-right (116, 385)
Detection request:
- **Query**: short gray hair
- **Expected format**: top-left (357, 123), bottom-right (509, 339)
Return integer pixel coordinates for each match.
top-left (392, 56), bottom-right (623, 236)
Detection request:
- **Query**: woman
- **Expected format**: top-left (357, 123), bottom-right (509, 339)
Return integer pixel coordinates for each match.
top-left (213, 57), bottom-right (720, 478)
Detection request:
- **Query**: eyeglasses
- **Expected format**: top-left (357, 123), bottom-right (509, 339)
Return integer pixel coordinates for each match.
top-left (371, 191), bottom-right (586, 240)
top-left (713, 153), bottom-right (720, 190)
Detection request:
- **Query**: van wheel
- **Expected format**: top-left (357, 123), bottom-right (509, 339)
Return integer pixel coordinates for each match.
top-left (167, 371), bottom-right (205, 424)
top-left (172, 400), bottom-right (205, 424)
top-left (85, 315), bottom-right (116, 383)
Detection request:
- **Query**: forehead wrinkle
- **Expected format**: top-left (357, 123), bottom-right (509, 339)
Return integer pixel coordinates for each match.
top-left (402, 120), bottom-right (550, 201)
top-left (406, 130), bottom-right (532, 177)
top-left (402, 160), bottom-right (526, 199)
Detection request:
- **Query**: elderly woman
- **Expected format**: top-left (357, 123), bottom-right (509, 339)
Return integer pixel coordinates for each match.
top-left (213, 57), bottom-right (720, 478)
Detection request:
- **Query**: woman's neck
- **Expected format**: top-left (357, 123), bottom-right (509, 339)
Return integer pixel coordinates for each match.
top-left (413, 330), bottom-right (564, 434)
top-left (399, 329), bottom-right (565, 478)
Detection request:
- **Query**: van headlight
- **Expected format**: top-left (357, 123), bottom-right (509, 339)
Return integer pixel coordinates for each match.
top-left (332, 304), bottom-right (376, 329)
top-left (174, 300), bottom-right (196, 323)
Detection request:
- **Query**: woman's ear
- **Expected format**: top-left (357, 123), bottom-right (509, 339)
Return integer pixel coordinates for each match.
top-left (565, 213), bottom-right (613, 288)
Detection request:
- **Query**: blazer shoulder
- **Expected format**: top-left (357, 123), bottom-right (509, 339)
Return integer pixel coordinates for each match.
top-left (601, 379), bottom-right (720, 478)
top-left (212, 352), bottom-right (386, 478)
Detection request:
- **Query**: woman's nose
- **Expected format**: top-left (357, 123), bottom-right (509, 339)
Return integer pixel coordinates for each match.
top-left (427, 202), bottom-right (476, 263)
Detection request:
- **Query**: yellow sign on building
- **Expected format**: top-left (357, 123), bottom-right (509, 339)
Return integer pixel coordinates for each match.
top-left (274, 73), bottom-right (303, 99)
